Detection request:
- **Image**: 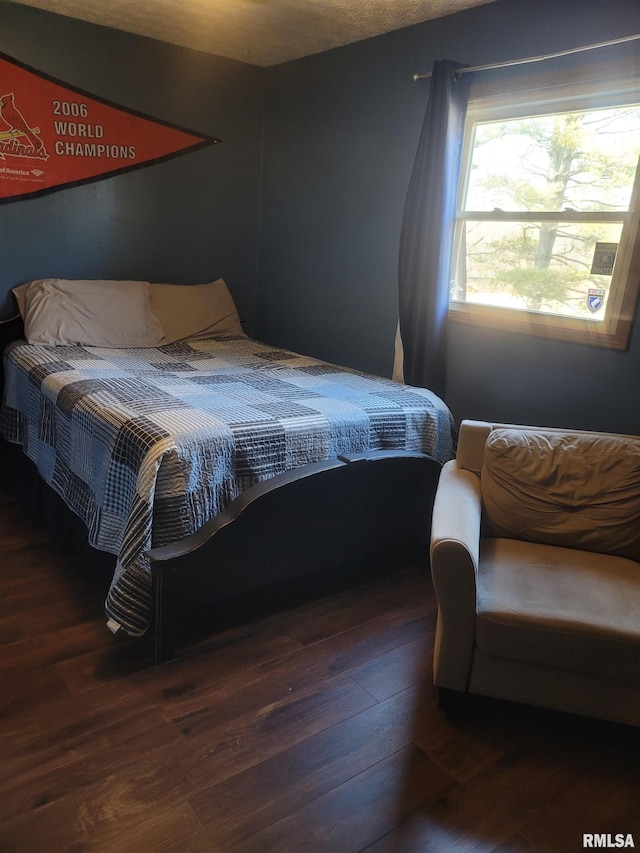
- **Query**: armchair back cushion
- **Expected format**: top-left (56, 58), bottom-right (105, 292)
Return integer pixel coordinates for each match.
top-left (481, 428), bottom-right (640, 562)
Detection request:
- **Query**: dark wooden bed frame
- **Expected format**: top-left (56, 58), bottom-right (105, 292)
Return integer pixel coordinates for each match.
top-left (1, 316), bottom-right (443, 664)
top-left (147, 449), bottom-right (441, 663)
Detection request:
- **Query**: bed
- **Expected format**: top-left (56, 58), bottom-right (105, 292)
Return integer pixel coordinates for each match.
top-left (0, 277), bottom-right (455, 662)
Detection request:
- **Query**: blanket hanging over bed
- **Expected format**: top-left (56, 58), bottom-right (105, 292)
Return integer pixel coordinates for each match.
top-left (1, 336), bottom-right (454, 635)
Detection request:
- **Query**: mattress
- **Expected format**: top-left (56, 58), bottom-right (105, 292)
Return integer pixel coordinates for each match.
top-left (1, 336), bottom-right (454, 635)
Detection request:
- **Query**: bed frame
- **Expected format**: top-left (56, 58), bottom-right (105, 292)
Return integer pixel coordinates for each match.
top-left (1, 316), bottom-right (443, 664)
top-left (147, 450), bottom-right (441, 663)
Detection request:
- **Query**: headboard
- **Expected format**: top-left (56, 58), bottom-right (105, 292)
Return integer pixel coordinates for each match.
top-left (0, 314), bottom-right (25, 402)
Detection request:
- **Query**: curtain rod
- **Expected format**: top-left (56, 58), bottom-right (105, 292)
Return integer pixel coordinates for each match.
top-left (412, 33), bottom-right (640, 81)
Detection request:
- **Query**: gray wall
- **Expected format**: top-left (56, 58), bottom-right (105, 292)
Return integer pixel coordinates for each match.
top-left (0, 2), bottom-right (265, 332)
top-left (257, 0), bottom-right (640, 433)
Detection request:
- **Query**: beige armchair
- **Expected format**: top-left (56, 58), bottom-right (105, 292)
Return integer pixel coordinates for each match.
top-left (430, 419), bottom-right (640, 726)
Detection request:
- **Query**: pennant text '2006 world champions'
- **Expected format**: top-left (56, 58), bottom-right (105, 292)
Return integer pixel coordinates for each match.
top-left (0, 51), bottom-right (221, 204)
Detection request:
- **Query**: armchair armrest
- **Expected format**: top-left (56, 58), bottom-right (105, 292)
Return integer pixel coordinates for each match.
top-left (430, 459), bottom-right (482, 691)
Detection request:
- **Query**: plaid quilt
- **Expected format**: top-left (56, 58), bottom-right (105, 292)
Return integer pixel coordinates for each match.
top-left (1, 336), bottom-right (454, 635)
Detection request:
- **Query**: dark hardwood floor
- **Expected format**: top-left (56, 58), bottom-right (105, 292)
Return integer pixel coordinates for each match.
top-left (1, 489), bottom-right (639, 852)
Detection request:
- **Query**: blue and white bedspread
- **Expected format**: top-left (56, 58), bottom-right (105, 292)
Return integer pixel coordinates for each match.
top-left (1, 336), bottom-right (454, 635)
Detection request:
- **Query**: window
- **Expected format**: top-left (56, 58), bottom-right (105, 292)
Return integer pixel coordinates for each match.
top-left (450, 74), bottom-right (640, 348)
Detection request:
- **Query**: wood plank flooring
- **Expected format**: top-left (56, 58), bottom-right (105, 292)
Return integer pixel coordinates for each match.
top-left (1, 489), bottom-right (639, 852)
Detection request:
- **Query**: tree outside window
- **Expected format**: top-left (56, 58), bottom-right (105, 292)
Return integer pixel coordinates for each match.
top-left (451, 84), bottom-right (640, 349)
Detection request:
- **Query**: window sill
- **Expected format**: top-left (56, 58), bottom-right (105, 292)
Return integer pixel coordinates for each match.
top-left (448, 301), bottom-right (634, 350)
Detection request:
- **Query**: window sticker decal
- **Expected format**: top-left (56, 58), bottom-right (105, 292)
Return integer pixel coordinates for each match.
top-left (587, 287), bottom-right (606, 314)
top-left (0, 51), bottom-right (221, 204)
top-left (590, 242), bottom-right (618, 276)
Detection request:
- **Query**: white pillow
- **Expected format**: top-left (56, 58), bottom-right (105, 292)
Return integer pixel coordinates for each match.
top-left (15, 278), bottom-right (165, 348)
top-left (149, 279), bottom-right (245, 343)
top-left (11, 281), bottom-right (31, 319)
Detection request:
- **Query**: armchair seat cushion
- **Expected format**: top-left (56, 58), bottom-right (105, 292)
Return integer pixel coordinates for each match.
top-left (476, 538), bottom-right (640, 683)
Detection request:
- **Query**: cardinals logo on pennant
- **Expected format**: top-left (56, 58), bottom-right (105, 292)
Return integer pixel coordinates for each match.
top-left (0, 51), bottom-right (221, 203)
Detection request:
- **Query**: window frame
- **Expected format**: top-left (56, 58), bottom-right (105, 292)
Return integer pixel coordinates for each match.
top-left (449, 71), bottom-right (640, 350)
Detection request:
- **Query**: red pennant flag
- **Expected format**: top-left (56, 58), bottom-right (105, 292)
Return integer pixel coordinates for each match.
top-left (0, 52), bottom-right (221, 204)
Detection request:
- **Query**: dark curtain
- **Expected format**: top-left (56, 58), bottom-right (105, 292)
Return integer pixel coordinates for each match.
top-left (398, 59), bottom-right (470, 397)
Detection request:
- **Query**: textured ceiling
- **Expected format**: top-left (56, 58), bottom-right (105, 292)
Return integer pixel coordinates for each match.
top-left (8, 0), bottom-right (498, 66)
